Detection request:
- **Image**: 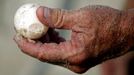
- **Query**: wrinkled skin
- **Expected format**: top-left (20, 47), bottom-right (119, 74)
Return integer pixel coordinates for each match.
top-left (14, 5), bottom-right (134, 74)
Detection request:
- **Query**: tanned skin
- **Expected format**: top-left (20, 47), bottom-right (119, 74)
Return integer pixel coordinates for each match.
top-left (14, 5), bottom-right (134, 74)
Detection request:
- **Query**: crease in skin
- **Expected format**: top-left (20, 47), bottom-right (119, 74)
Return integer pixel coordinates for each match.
top-left (58, 40), bottom-right (81, 60)
top-left (64, 33), bottom-right (95, 65)
top-left (54, 9), bottom-right (65, 28)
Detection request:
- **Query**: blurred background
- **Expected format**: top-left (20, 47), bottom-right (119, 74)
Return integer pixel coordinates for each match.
top-left (0, 0), bottom-right (134, 75)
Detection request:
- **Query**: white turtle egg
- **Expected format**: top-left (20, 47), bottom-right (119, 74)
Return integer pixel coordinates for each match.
top-left (14, 3), bottom-right (48, 39)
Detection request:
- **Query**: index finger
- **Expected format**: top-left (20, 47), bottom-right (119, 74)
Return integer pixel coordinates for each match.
top-left (14, 34), bottom-right (74, 63)
top-left (14, 31), bottom-right (85, 64)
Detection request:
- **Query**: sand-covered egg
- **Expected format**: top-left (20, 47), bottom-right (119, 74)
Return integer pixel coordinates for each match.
top-left (14, 3), bottom-right (48, 39)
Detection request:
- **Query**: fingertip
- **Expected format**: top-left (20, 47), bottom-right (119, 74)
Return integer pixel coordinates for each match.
top-left (14, 34), bottom-right (43, 58)
top-left (14, 34), bottom-right (32, 47)
top-left (14, 34), bottom-right (23, 43)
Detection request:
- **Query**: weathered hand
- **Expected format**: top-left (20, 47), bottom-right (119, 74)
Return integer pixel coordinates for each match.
top-left (14, 5), bottom-right (134, 73)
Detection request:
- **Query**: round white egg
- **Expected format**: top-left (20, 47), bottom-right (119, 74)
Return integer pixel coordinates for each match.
top-left (14, 3), bottom-right (48, 39)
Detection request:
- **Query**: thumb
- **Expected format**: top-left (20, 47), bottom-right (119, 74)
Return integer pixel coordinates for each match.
top-left (37, 6), bottom-right (76, 29)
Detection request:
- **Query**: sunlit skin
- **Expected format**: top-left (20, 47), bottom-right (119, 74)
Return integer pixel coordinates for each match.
top-left (14, 5), bottom-right (134, 73)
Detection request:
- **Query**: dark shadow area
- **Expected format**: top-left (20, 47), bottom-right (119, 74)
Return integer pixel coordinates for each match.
top-left (127, 57), bottom-right (134, 75)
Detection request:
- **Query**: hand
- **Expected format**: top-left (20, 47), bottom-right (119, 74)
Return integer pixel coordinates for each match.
top-left (14, 5), bottom-right (134, 73)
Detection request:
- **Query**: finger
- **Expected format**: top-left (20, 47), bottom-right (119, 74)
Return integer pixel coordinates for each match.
top-left (14, 34), bottom-right (42, 58)
top-left (14, 32), bottom-right (85, 64)
top-left (37, 6), bottom-right (76, 29)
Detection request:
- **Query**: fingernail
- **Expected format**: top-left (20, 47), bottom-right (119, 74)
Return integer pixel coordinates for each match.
top-left (27, 39), bottom-right (36, 43)
top-left (44, 7), bottom-right (50, 21)
top-left (14, 33), bottom-right (23, 42)
top-left (44, 7), bottom-right (53, 27)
